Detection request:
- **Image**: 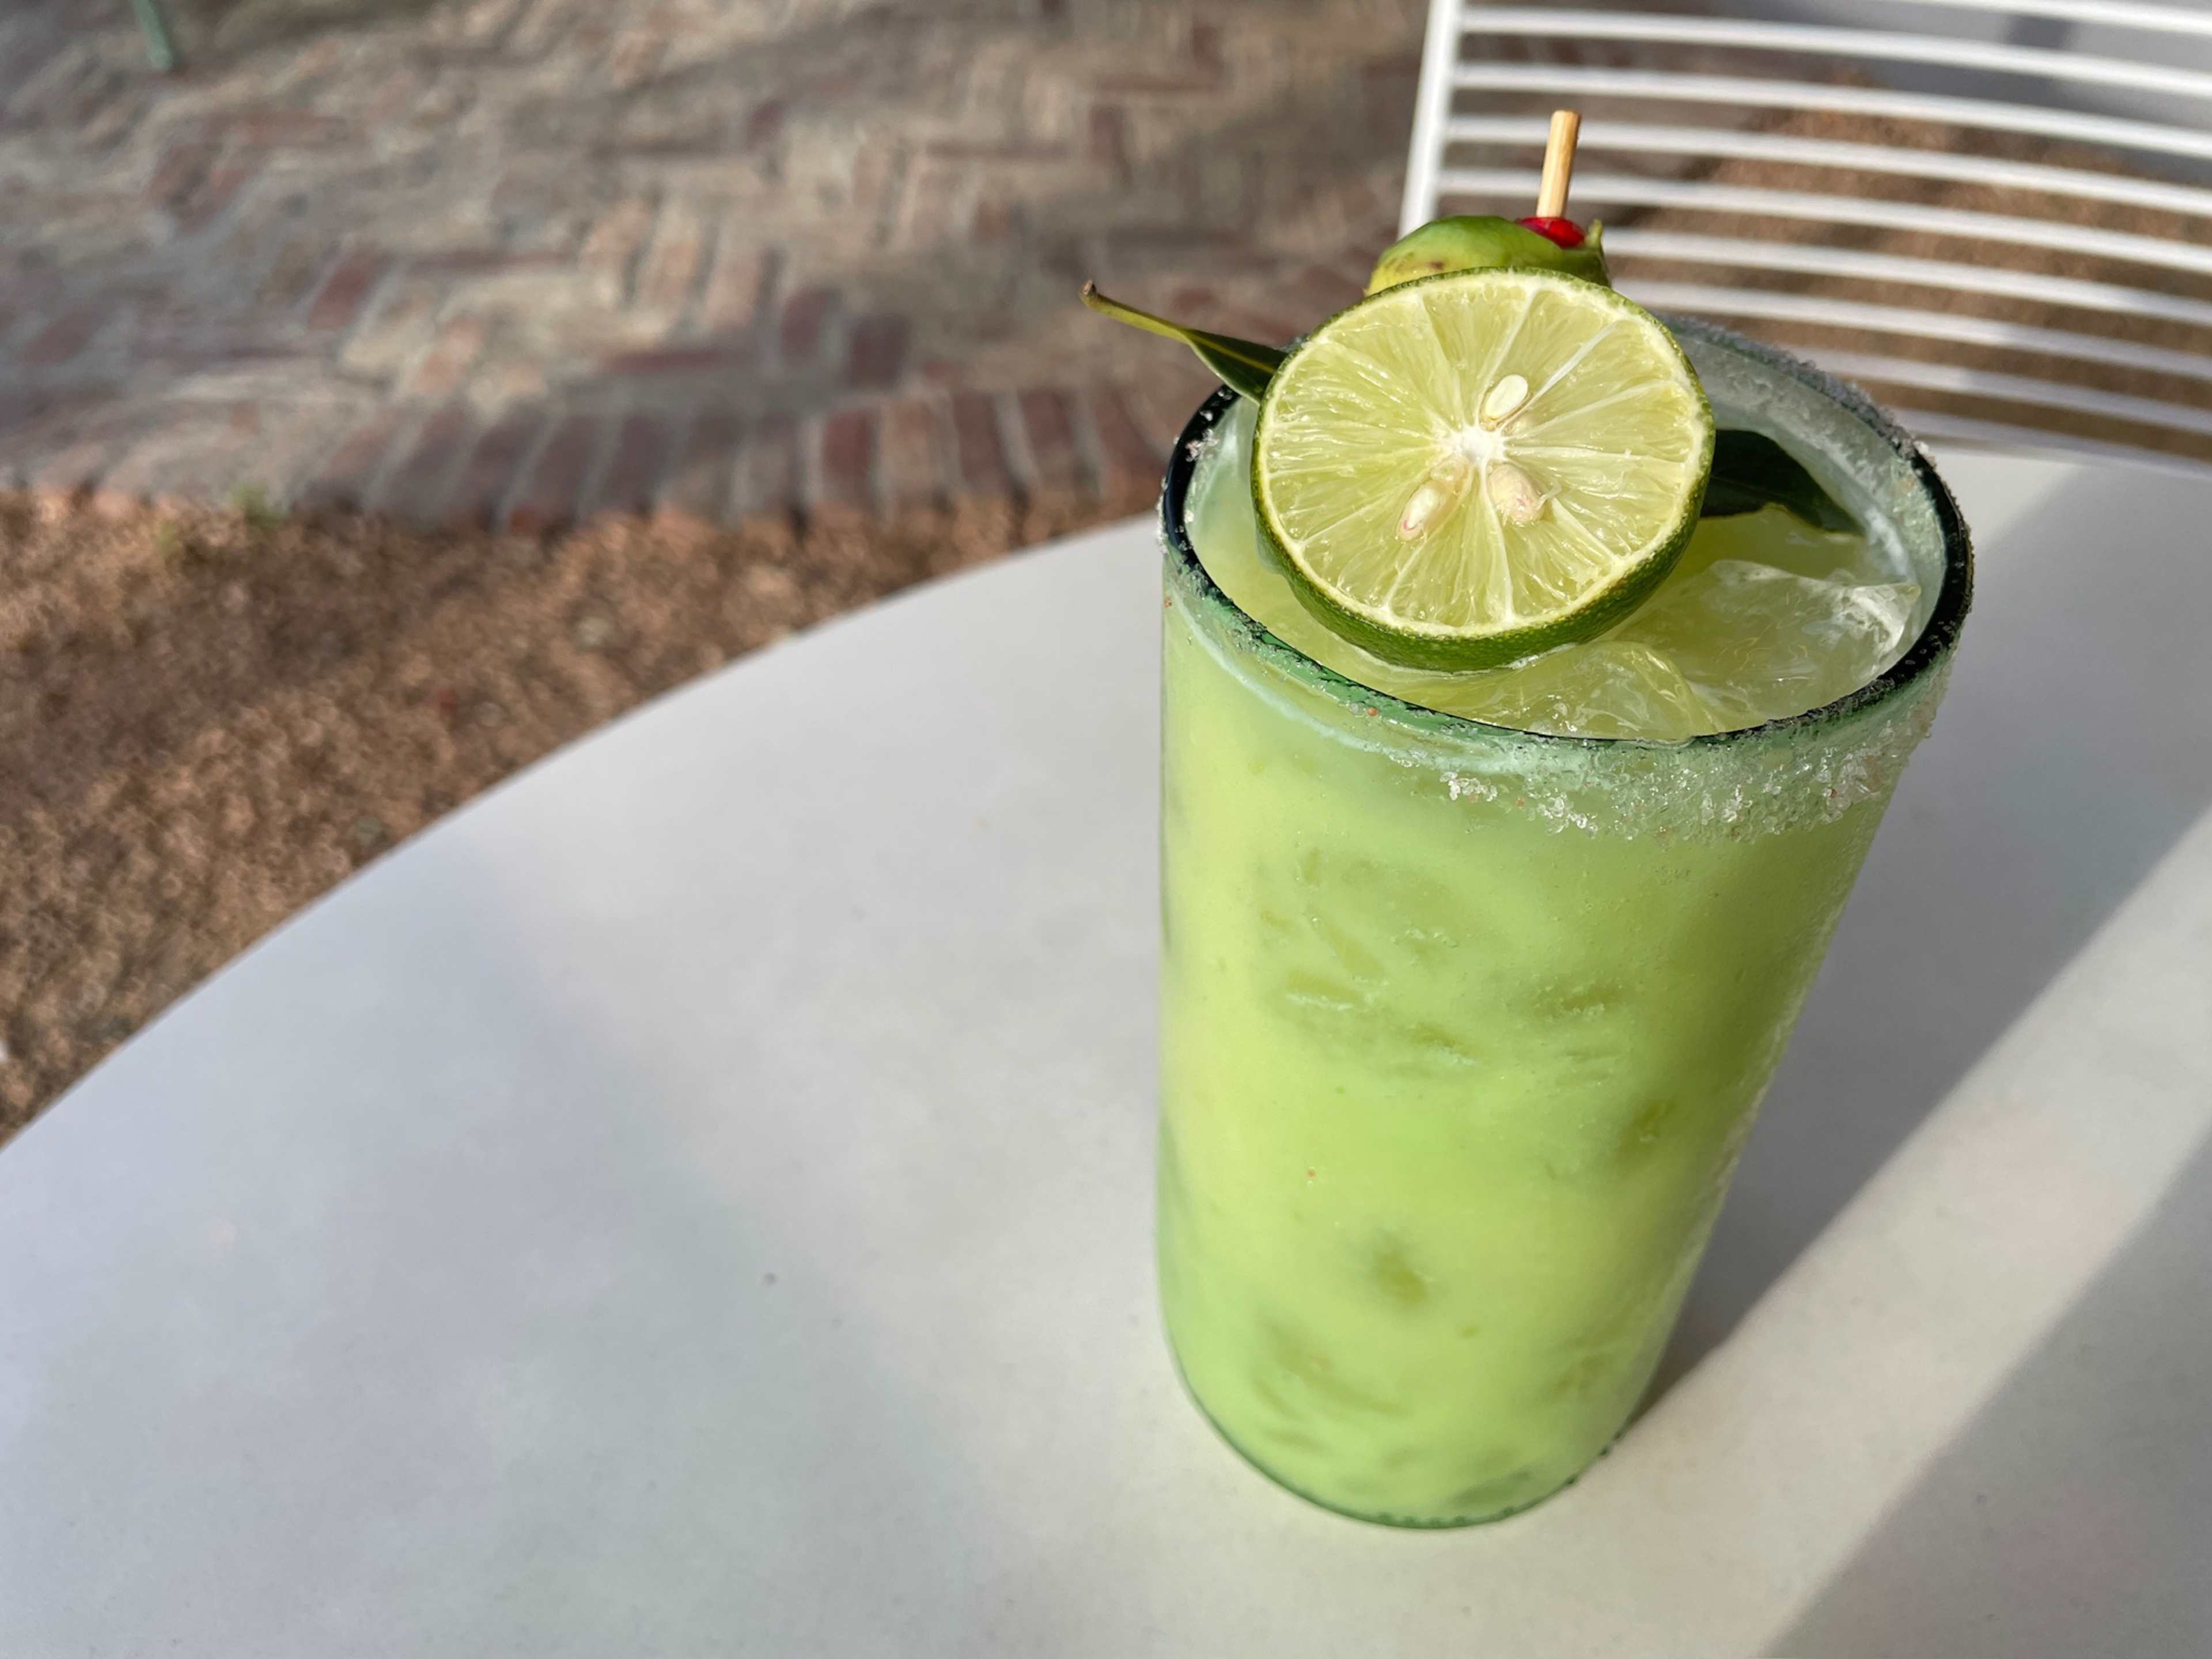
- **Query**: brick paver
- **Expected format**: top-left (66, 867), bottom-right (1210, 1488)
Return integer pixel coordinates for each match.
top-left (0, 0), bottom-right (1425, 527)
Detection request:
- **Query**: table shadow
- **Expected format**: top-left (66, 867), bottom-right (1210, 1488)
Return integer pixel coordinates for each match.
top-left (1772, 1131), bottom-right (2212, 1656)
top-left (1647, 456), bottom-right (2212, 1400)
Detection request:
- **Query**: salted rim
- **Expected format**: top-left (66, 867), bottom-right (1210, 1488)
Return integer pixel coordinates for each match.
top-left (1159, 315), bottom-right (1975, 752)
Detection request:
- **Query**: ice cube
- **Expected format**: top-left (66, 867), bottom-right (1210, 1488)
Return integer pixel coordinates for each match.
top-left (1615, 559), bottom-right (1920, 729)
top-left (1446, 640), bottom-right (1720, 741)
top-left (1668, 503), bottom-right (1880, 584)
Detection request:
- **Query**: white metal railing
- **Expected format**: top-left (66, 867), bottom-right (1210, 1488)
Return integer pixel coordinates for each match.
top-left (1403, 0), bottom-right (2212, 469)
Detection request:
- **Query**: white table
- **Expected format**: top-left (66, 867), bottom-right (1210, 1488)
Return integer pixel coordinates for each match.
top-left (3, 450), bottom-right (2209, 1657)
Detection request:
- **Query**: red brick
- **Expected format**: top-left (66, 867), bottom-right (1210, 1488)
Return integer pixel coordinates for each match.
top-left (592, 411), bottom-right (674, 515)
top-left (1088, 105), bottom-right (1130, 176)
top-left (881, 397), bottom-right (947, 510)
top-left (579, 198), bottom-right (657, 306)
top-left (1016, 388), bottom-right (1081, 492)
top-left (844, 313), bottom-right (908, 390)
top-left (506, 415), bottom-right (604, 533)
top-left (22, 306), bottom-right (108, 368)
top-left (363, 70), bottom-right (427, 127)
top-left (700, 239), bottom-right (768, 335)
top-left (850, 137), bottom-right (906, 215)
top-left (1086, 386), bottom-right (1161, 501)
top-left (229, 110), bottom-right (354, 149)
top-left (730, 415), bottom-right (798, 518)
top-left (0, 391), bottom-right (48, 485)
top-left (457, 0), bottom-right (528, 44)
top-left (949, 392), bottom-right (1012, 498)
top-left (305, 251), bottom-right (389, 332)
top-left (746, 100), bottom-right (785, 150)
top-left (451, 410), bottom-right (546, 528)
top-left (144, 143), bottom-right (214, 209)
top-left (1361, 50), bottom-right (1425, 84)
top-left (1217, 302), bottom-right (1305, 346)
top-left (411, 248), bottom-right (569, 276)
top-left (100, 427), bottom-right (218, 509)
top-left (597, 344), bottom-right (744, 377)
top-left (1091, 72), bottom-right (1221, 94)
top-left (374, 402), bottom-right (475, 520)
top-left (658, 409), bottom-right (742, 523)
top-left (1284, 263), bottom-right (1363, 320)
top-left (816, 406), bottom-right (876, 510)
top-left (1124, 219), bottom-right (1267, 256)
top-left (637, 203), bottom-right (705, 313)
top-left (256, 236), bottom-right (329, 309)
top-left (925, 140), bottom-right (1070, 162)
top-left (1330, 250), bottom-right (1380, 294)
top-left (609, 29), bottom-right (666, 89)
top-left (298, 409), bottom-right (410, 513)
top-left (896, 162), bottom-right (960, 251)
top-left (1125, 365), bottom-right (1217, 446)
top-left (779, 286), bottom-right (834, 365)
top-left (509, 0), bottom-right (575, 52)
top-left (173, 162), bottom-right (256, 235)
top-left (593, 135), bottom-right (725, 161)
top-left (27, 422), bottom-right (127, 501)
top-left (401, 314), bottom-right (488, 399)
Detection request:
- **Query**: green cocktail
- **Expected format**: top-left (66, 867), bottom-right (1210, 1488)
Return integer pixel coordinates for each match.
top-left (1156, 323), bottom-right (1971, 1526)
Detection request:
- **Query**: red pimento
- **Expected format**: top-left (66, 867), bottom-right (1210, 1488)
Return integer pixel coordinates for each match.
top-left (1517, 215), bottom-right (1585, 249)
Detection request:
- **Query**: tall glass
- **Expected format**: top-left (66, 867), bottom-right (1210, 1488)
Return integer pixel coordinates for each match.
top-left (1156, 321), bottom-right (1972, 1527)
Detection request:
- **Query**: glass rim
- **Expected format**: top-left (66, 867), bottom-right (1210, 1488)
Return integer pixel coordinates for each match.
top-left (1159, 316), bottom-right (1976, 751)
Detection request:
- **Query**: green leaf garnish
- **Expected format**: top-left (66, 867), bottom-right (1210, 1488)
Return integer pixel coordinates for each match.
top-left (1702, 429), bottom-right (1859, 533)
top-left (1080, 283), bottom-right (1285, 402)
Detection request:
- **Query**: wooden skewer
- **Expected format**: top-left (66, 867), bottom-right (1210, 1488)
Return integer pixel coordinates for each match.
top-left (1536, 109), bottom-right (1581, 219)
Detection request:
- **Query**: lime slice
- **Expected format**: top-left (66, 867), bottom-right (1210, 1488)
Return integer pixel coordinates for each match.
top-left (1252, 268), bottom-right (1714, 671)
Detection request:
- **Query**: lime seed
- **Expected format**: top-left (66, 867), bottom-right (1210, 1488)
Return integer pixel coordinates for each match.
top-left (1480, 374), bottom-right (1532, 429)
top-left (1486, 461), bottom-right (1547, 526)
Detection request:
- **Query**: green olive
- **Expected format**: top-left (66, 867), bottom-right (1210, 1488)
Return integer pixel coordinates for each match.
top-left (1366, 216), bottom-right (1609, 295)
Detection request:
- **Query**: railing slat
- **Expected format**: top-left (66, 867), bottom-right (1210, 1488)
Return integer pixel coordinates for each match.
top-left (1448, 65), bottom-right (2212, 170)
top-left (1904, 411), bottom-right (2212, 477)
top-left (1434, 168), bottom-right (2212, 279)
top-left (1443, 116), bottom-right (2212, 221)
top-left (1401, 0), bottom-right (1468, 241)
top-left (1458, 10), bottom-right (2212, 105)
top-left (1633, 282), bottom-right (2212, 387)
top-left (1817, 350), bottom-right (2212, 439)
top-left (1609, 230), bottom-right (2212, 334)
top-left (1771, 0), bottom-right (2212, 43)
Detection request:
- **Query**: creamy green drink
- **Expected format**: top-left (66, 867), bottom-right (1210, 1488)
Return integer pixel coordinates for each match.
top-left (1154, 319), bottom-right (1970, 1527)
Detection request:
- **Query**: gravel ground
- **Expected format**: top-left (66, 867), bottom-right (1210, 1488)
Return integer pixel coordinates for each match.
top-left (0, 486), bottom-right (1135, 1139)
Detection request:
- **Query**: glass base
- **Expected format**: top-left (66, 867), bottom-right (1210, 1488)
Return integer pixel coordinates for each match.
top-left (1166, 1339), bottom-right (1612, 1530)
